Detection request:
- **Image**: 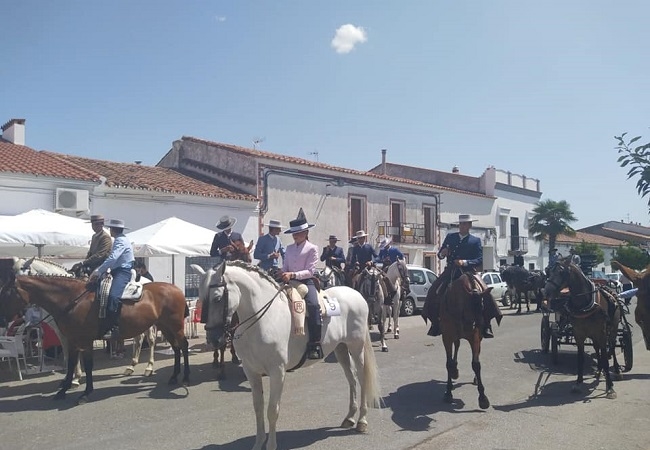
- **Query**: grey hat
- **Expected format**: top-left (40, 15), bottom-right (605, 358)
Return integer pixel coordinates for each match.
top-left (454, 214), bottom-right (478, 224)
top-left (265, 219), bottom-right (284, 229)
top-left (216, 215), bottom-right (237, 230)
top-left (106, 218), bottom-right (129, 229)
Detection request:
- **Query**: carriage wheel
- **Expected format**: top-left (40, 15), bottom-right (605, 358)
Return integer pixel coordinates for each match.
top-left (551, 330), bottom-right (559, 364)
top-left (540, 316), bottom-right (550, 354)
top-left (622, 325), bottom-right (633, 372)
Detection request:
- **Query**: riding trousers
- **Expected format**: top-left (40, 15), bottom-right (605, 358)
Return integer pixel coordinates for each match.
top-left (299, 278), bottom-right (322, 326)
top-left (107, 266), bottom-right (132, 313)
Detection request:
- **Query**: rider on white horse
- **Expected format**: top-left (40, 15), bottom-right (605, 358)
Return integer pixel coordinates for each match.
top-left (320, 234), bottom-right (345, 283)
top-left (375, 237), bottom-right (405, 301)
top-left (280, 209), bottom-right (323, 360)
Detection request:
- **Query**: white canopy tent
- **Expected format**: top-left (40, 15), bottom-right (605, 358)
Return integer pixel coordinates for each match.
top-left (126, 217), bottom-right (214, 257)
top-left (126, 217), bottom-right (217, 289)
top-left (0, 209), bottom-right (92, 258)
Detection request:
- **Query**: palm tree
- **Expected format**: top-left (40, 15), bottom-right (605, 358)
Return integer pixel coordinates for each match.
top-left (529, 199), bottom-right (577, 259)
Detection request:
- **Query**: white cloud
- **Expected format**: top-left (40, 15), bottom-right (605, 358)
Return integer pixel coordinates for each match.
top-left (215, 15), bottom-right (226, 23)
top-left (331, 24), bottom-right (367, 54)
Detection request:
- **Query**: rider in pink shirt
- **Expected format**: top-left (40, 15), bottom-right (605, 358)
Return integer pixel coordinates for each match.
top-left (280, 211), bottom-right (322, 359)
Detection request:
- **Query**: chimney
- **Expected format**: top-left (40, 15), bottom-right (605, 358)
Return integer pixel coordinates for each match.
top-left (381, 149), bottom-right (387, 175)
top-left (452, 166), bottom-right (459, 173)
top-left (2, 119), bottom-right (26, 145)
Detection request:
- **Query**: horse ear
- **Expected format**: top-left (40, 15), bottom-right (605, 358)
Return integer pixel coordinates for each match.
top-left (189, 264), bottom-right (205, 276)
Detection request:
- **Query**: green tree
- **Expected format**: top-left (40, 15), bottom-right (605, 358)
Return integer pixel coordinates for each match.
top-left (614, 132), bottom-right (650, 211)
top-left (612, 243), bottom-right (650, 270)
top-left (530, 199), bottom-right (577, 259)
top-left (573, 241), bottom-right (604, 266)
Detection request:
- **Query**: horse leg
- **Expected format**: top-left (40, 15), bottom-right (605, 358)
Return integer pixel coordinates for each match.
top-left (572, 339), bottom-right (585, 394)
top-left (125, 332), bottom-right (143, 376)
top-left (334, 343), bottom-right (358, 429)
top-left (393, 293), bottom-right (400, 339)
top-left (266, 366), bottom-right (286, 450)
top-left (144, 326), bottom-right (156, 377)
top-left (77, 351), bottom-right (95, 405)
top-left (378, 305), bottom-right (388, 352)
top-left (216, 345), bottom-right (226, 380)
top-left (596, 340), bottom-right (616, 399)
top-left (212, 348), bottom-right (220, 368)
top-left (72, 358), bottom-right (82, 388)
top-left (442, 334), bottom-right (456, 403)
top-left (181, 336), bottom-right (190, 385)
top-left (525, 292), bottom-right (530, 312)
top-left (230, 340), bottom-right (240, 365)
top-left (54, 346), bottom-right (79, 400)
top-left (516, 291), bottom-right (522, 314)
top-left (384, 304), bottom-right (392, 333)
top-left (470, 330), bottom-right (489, 409)
top-left (245, 368), bottom-right (267, 450)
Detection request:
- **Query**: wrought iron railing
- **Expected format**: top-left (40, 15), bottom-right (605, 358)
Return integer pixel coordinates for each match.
top-left (509, 236), bottom-right (528, 253)
top-left (376, 221), bottom-right (427, 245)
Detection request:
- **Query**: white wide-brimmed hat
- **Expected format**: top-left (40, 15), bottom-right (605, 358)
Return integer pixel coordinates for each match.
top-left (327, 235), bottom-right (340, 241)
top-left (106, 218), bottom-right (129, 229)
top-left (379, 236), bottom-right (392, 248)
top-left (265, 219), bottom-right (284, 229)
top-left (216, 215), bottom-right (237, 230)
top-left (354, 230), bottom-right (368, 239)
top-left (454, 214), bottom-right (478, 224)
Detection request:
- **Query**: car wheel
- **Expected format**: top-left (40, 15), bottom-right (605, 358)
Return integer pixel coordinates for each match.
top-left (401, 297), bottom-right (416, 317)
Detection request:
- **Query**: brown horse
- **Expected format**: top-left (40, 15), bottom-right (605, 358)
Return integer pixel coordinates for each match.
top-left (544, 259), bottom-right (621, 399)
top-left (1, 274), bottom-right (190, 404)
top-left (611, 260), bottom-right (650, 350)
top-left (435, 273), bottom-right (493, 409)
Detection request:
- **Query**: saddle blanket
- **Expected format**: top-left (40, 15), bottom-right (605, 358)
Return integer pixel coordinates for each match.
top-left (285, 281), bottom-right (341, 336)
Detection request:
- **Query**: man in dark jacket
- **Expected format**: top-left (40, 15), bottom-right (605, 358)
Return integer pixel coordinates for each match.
top-left (71, 214), bottom-right (112, 276)
top-left (210, 215), bottom-right (244, 260)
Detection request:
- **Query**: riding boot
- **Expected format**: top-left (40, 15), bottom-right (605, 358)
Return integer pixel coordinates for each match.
top-left (482, 322), bottom-right (494, 339)
top-left (108, 303), bottom-right (122, 340)
top-left (307, 323), bottom-right (323, 360)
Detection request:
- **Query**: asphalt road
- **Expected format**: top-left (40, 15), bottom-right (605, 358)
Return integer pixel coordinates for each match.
top-left (1, 301), bottom-right (649, 450)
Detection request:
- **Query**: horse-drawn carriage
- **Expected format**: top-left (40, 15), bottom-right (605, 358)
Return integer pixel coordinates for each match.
top-left (540, 279), bottom-right (634, 370)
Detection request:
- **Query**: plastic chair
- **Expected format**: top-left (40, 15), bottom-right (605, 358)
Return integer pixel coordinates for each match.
top-left (0, 334), bottom-right (29, 380)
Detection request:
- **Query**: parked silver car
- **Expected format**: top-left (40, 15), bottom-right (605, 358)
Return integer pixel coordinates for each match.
top-left (401, 265), bottom-right (438, 316)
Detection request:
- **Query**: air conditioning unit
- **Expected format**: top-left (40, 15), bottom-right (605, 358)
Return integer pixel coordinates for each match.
top-left (55, 188), bottom-right (90, 212)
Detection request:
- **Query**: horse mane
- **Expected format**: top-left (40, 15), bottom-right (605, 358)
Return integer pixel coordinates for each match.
top-left (14, 257), bottom-right (71, 277)
top-left (225, 260), bottom-right (281, 288)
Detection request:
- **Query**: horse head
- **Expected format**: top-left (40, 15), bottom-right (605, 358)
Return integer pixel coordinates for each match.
top-left (199, 261), bottom-right (238, 348)
top-left (612, 260), bottom-right (650, 350)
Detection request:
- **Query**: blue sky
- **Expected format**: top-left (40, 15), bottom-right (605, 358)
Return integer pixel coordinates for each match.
top-left (2, 1), bottom-right (650, 228)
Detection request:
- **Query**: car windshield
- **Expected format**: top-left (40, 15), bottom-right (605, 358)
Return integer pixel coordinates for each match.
top-left (606, 274), bottom-right (619, 280)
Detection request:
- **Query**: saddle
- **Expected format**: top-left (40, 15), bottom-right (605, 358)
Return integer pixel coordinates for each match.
top-left (284, 280), bottom-right (341, 336)
top-left (96, 270), bottom-right (146, 319)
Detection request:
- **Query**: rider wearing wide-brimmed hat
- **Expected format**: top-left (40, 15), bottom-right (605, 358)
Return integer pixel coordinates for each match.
top-left (253, 219), bottom-right (286, 272)
top-left (72, 214), bottom-right (112, 275)
top-left (279, 209), bottom-right (322, 359)
top-left (320, 235), bottom-right (345, 270)
top-left (349, 230), bottom-right (378, 290)
top-left (422, 214), bottom-right (501, 339)
top-left (89, 218), bottom-right (135, 338)
top-left (210, 215), bottom-right (245, 261)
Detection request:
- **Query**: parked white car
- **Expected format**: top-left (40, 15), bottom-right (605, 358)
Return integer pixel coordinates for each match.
top-left (481, 271), bottom-right (511, 306)
top-left (605, 273), bottom-right (624, 293)
top-left (401, 265), bottom-right (438, 316)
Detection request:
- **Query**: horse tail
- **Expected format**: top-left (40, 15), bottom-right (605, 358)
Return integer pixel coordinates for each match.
top-left (362, 329), bottom-right (382, 408)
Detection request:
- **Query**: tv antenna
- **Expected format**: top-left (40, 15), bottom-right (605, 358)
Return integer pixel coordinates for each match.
top-left (253, 137), bottom-right (265, 149)
top-left (308, 151), bottom-right (319, 162)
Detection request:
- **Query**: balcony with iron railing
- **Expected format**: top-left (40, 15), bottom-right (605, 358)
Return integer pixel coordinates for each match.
top-left (508, 235), bottom-right (528, 254)
top-left (376, 221), bottom-right (428, 245)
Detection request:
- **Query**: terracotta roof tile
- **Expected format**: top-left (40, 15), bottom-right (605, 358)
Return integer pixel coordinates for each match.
top-left (45, 152), bottom-right (256, 201)
top-left (0, 140), bottom-right (100, 181)
top-left (554, 231), bottom-right (625, 246)
top-left (181, 136), bottom-right (492, 198)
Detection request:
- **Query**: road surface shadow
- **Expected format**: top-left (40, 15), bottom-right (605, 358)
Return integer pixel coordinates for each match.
top-left (193, 426), bottom-right (358, 450)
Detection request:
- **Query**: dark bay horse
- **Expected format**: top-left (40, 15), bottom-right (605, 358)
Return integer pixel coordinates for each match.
top-left (544, 259), bottom-right (622, 399)
top-left (611, 260), bottom-right (650, 350)
top-left (1, 273), bottom-right (190, 404)
top-left (501, 266), bottom-right (546, 313)
top-left (434, 272), bottom-right (494, 409)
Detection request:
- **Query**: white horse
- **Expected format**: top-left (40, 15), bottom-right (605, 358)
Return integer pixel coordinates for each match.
top-left (359, 265), bottom-right (388, 352)
top-left (382, 259), bottom-right (409, 340)
top-left (199, 260), bottom-right (381, 450)
top-left (316, 265), bottom-right (345, 289)
top-left (12, 257), bottom-right (157, 381)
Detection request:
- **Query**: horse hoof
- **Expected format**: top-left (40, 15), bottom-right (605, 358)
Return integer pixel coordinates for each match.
top-left (182, 380), bottom-right (190, 388)
top-left (53, 391), bottom-right (66, 401)
top-left (387, 327), bottom-right (392, 333)
top-left (123, 367), bottom-right (135, 376)
top-left (355, 422), bottom-right (368, 433)
top-left (144, 369), bottom-right (154, 377)
top-left (381, 347), bottom-right (388, 352)
top-left (394, 331), bottom-right (400, 339)
top-left (77, 394), bottom-right (89, 405)
top-left (478, 395), bottom-right (490, 410)
top-left (606, 390), bottom-right (617, 400)
top-left (71, 380), bottom-right (80, 388)
top-left (443, 392), bottom-right (453, 404)
top-left (451, 369), bottom-right (459, 380)
top-left (341, 418), bottom-right (355, 429)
